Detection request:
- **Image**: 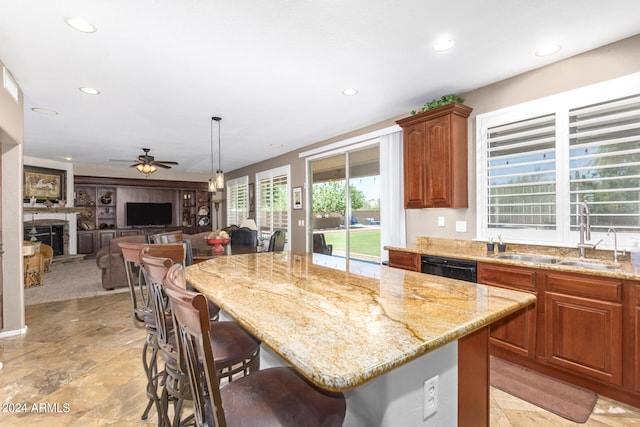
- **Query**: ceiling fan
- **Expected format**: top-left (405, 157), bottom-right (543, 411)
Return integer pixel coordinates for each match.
top-left (111, 148), bottom-right (178, 174)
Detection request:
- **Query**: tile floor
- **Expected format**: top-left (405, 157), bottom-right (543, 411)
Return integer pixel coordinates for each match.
top-left (1, 292), bottom-right (639, 426)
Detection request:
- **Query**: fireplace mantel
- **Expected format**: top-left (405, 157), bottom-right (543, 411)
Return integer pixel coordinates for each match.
top-left (24, 207), bottom-right (89, 215)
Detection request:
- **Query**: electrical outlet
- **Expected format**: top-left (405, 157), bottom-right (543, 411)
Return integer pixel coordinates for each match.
top-left (437, 216), bottom-right (445, 227)
top-left (423, 375), bottom-right (439, 419)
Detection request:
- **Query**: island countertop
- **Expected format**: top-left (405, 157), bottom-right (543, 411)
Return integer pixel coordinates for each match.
top-left (185, 251), bottom-right (535, 392)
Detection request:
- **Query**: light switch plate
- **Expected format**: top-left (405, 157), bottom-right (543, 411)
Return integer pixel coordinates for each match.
top-left (455, 221), bottom-right (467, 232)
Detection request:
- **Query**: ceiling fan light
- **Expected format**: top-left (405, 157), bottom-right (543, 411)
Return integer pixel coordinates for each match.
top-left (136, 163), bottom-right (156, 174)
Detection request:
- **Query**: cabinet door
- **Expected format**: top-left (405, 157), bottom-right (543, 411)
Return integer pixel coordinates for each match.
top-left (98, 230), bottom-right (117, 251)
top-left (402, 122), bottom-right (427, 209)
top-left (77, 230), bottom-right (96, 255)
top-left (544, 273), bottom-right (623, 385)
top-left (635, 284), bottom-right (640, 392)
top-left (478, 263), bottom-right (537, 358)
top-left (388, 250), bottom-right (420, 272)
top-left (424, 115), bottom-right (452, 207)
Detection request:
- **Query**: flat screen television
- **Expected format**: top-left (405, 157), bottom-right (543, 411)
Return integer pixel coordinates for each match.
top-left (126, 202), bottom-right (173, 226)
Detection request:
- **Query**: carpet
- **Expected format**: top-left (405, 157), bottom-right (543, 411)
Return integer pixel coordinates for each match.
top-left (24, 259), bottom-right (128, 305)
top-left (490, 356), bottom-right (598, 423)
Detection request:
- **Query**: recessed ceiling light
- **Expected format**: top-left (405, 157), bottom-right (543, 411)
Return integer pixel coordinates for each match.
top-left (535, 44), bottom-right (561, 57)
top-left (64, 16), bottom-right (97, 33)
top-left (270, 143), bottom-right (284, 148)
top-left (433, 38), bottom-right (455, 52)
top-left (342, 88), bottom-right (358, 96)
top-left (31, 107), bottom-right (59, 115)
top-left (79, 87), bottom-right (100, 95)
top-left (63, 156), bottom-right (73, 161)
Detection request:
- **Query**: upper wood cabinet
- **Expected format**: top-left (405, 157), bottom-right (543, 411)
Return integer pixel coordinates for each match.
top-left (396, 103), bottom-right (473, 208)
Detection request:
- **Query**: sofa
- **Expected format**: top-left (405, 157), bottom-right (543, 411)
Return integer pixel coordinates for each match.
top-left (96, 231), bottom-right (212, 290)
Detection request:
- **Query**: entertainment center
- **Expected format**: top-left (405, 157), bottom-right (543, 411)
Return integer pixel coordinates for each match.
top-left (74, 175), bottom-right (212, 256)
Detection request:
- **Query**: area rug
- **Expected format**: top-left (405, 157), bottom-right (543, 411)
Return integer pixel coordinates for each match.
top-left (490, 356), bottom-right (598, 423)
top-left (24, 259), bottom-right (128, 305)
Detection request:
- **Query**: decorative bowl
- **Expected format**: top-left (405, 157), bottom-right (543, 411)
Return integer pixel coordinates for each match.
top-left (205, 238), bottom-right (227, 255)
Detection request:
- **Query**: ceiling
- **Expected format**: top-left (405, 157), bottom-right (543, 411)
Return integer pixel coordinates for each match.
top-left (1, 0), bottom-right (639, 176)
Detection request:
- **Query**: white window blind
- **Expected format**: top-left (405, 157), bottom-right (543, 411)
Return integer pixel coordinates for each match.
top-left (569, 94), bottom-right (640, 233)
top-left (226, 176), bottom-right (249, 227)
top-left (487, 114), bottom-right (557, 231)
top-left (256, 166), bottom-right (289, 241)
top-left (477, 73), bottom-right (640, 248)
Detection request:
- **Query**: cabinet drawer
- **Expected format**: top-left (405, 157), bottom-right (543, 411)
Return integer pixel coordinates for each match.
top-left (545, 273), bottom-right (622, 302)
top-left (477, 263), bottom-right (537, 292)
top-left (388, 251), bottom-right (419, 272)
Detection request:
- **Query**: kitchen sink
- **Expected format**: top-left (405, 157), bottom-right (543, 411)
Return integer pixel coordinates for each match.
top-left (494, 253), bottom-right (561, 264)
top-left (557, 260), bottom-right (621, 270)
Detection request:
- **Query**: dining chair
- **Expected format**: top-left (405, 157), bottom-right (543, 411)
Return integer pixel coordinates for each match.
top-left (143, 256), bottom-right (261, 426)
top-left (230, 226), bottom-right (257, 247)
top-left (164, 263), bottom-right (346, 427)
top-left (267, 230), bottom-right (286, 252)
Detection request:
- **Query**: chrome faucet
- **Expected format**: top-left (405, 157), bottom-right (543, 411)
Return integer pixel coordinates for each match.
top-left (607, 227), bottom-right (625, 263)
top-left (577, 200), bottom-right (602, 258)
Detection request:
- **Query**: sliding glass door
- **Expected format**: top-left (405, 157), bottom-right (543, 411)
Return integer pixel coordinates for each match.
top-left (309, 144), bottom-right (380, 263)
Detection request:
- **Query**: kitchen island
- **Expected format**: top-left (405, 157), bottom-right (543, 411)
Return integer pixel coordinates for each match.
top-left (186, 251), bottom-right (535, 426)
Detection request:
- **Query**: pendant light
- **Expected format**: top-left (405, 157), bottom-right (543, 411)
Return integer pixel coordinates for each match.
top-left (213, 116), bottom-right (225, 190)
top-left (208, 117), bottom-right (216, 192)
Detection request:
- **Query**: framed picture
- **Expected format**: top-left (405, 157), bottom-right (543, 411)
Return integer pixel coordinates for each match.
top-left (292, 186), bottom-right (303, 210)
top-left (248, 182), bottom-right (255, 212)
top-left (24, 165), bottom-right (66, 202)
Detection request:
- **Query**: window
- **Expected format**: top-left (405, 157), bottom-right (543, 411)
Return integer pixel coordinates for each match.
top-left (477, 73), bottom-right (640, 248)
top-left (255, 165), bottom-right (290, 244)
top-left (226, 176), bottom-right (248, 227)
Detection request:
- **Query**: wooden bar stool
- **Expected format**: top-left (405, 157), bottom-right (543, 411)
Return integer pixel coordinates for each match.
top-left (142, 255), bottom-right (261, 427)
top-left (164, 263), bottom-right (346, 427)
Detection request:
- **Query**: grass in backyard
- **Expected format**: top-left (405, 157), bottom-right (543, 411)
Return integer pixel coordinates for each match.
top-left (322, 229), bottom-right (380, 257)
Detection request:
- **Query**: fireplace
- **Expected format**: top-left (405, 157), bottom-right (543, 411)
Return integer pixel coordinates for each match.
top-left (23, 220), bottom-right (69, 256)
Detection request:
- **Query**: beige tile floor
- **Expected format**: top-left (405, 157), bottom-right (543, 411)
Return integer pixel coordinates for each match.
top-left (1, 292), bottom-right (639, 426)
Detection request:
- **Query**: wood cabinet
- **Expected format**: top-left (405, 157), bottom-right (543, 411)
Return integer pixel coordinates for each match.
top-left (544, 271), bottom-right (624, 385)
top-left (635, 284), bottom-right (640, 392)
top-left (396, 103), bottom-right (472, 209)
top-left (478, 262), bottom-right (538, 358)
top-left (388, 250), bottom-right (420, 272)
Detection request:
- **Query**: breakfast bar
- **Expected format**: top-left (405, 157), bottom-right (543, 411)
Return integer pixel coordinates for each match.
top-left (186, 251), bottom-right (535, 426)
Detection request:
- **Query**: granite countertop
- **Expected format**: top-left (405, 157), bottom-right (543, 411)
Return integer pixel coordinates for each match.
top-left (186, 251), bottom-right (535, 392)
top-left (386, 237), bottom-right (640, 281)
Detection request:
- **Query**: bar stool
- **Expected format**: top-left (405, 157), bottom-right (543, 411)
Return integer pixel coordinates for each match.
top-left (142, 254), bottom-right (261, 426)
top-left (118, 241), bottom-right (160, 421)
top-left (163, 263), bottom-right (346, 427)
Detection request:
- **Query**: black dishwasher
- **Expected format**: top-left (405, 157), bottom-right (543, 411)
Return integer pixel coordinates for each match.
top-left (421, 255), bottom-right (477, 283)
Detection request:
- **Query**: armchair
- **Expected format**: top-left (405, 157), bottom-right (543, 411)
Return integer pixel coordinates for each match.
top-left (313, 233), bottom-right (333, 255)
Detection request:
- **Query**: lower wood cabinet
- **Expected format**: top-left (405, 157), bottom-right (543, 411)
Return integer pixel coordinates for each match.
top-left (478, 263), bottom-right (538, 359)
top-left (636, 284), bottom-right (640, 393)
top-left (388, 250), bottom-right (420, 272)
top-left (77, 230), bottom-right (96, 255)
top-left (543, 272), bottom-right (624, 386)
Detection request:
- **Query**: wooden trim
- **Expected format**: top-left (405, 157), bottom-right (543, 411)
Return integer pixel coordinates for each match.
top-left (74, 175), bottom-right (209, 190)
top-left (458, 326), bottom-right (489, 427)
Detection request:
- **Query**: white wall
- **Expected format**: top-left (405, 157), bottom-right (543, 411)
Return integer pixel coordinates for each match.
top-left (0, 59), bottom-right (25, 336)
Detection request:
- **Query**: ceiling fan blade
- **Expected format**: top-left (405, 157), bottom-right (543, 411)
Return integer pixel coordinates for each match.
top-left (153, 163), bottom-right (172, 169)
top-left (152, 160), bottom-right (179, 165)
